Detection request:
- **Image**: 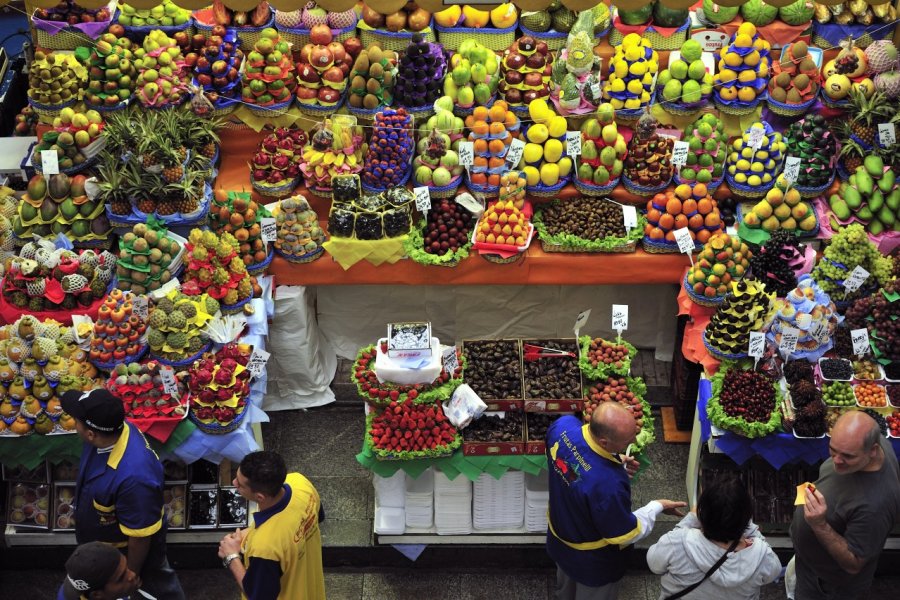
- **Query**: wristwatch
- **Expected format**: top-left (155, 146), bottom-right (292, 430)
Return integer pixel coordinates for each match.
top-left (222, 553), bottom-right (241, 569)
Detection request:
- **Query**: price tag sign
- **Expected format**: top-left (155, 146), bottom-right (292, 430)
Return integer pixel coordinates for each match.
top-left (506, 138), bottom-right (525, 166)
top-left (851, 328), bottom-right (870, 357)
top-left (748, 127), bottom-right (765, 151)
top-left (41, 151), bottom-right (59, 175)
top-left (779, 326), bottom-right (799, 358)
top-left (673, 228), bottom-right (694, 265)
top-left (247, 347), bottom-right (270, 378)
top-left (458, 141), bottom-right (474, 167)
top-left (413, 186), bottom-right (431, 214)
top-left (566, 131), bottom-right (582, 157)
top-left (843, 265), bottom-right (870, 294)
top-left (748, 331), bottom-right (765, 358)
top-left (573, 308), bottom-right (591, 338)
top-left (878, 123), bottom-right (896, 147)
top-left (783, 156), bottom-right (802, 186)
top-left (132, 296), bottom-right (149, 320)
top-left (671, 141), bottom-right (689, 168)
top-left (260, 218), bottom-right (277, 243)
top-left (811, 320), bottom-right (830, 345)
top-left (611, 304), bottom-right (628, 334)
top-left (622, 205), bottom-right (637, 232)
top-left (590, 81), bottom-right (602, 98)
top-left (159, 366), bottom-right (179, 397)
top-left (442, 346), bottom-right (459, 378)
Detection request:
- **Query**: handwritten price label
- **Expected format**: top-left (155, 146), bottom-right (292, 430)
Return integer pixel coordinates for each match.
top-left (132, 296), bottom-right (149, 320)
top-left (671, 141), bottom-right (690, 168)
top-left (442, 346), bottom-right (459, 378)
top-left (506, 138), bottom-right (525, 166)
top-left (160, 367), bottom-right (179, 397)
top-left (622, 205), bottom-right (637, 232)
top-left (783, 156), bottom-right (802, 186)
top-left (566, 132), bottom-right (582, 157)
top-left (779, 326), bottom-right (799, 357)
top-left (748, 127), bottom-right (765, 151)
top-left (612, 304), bottom-right (628, 333)
top-left (748, 332), bottom-right (765, 358)
top-left (260, 218), bottom-right (277, 243)
top-left (458, 141), bottom-right (474, 167)
top-left (413, 186), bottom-right (431, 214)
top-left (247, 347), bottom-right (270, 378)
top-left (811, 320), bottom-right (830, 345)
top-left (674, 227), bottom-right (694, 257)
top-left (590, 81), bottom-right (602, 97)
top-left (851, 328), bottom-right (870, 357)
top-left (878, 123), bottom-right (896, 147)
top-left (843, 265), bottom-right (870, 294)
top-left (573, 309), bottom-right (591, 338)
top-left (41, 151), bottom-right (59, 175)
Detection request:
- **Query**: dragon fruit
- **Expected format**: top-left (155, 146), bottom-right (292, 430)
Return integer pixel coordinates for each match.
top-left (874, 70), bottom-right (900, 99)
top-left (274, 9), bottom-right (302, 28)
top-left (865, 40), bottom-right (899, 75)
top-left (394, 34), bottom-right (448, 108)
top-left (327, 8), bottom-right (357, 29)
top-left (301, 4), bottom-right (328, 28)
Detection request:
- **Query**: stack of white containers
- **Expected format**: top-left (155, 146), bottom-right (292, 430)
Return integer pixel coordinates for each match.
top-left (405, 468), bottom-right (435, 529)
top-left (434, 470), bottom-right (473, 535)
top-left (524, 471), bottom-right (550, 533)
top-left (373, 470), bottom-right (406, 535)
top-left (473, 470), bottom-right (525, 530)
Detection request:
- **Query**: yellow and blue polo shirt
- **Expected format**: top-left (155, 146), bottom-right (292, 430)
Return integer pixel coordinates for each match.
top-left (74, 422), bottom-right (166, 547)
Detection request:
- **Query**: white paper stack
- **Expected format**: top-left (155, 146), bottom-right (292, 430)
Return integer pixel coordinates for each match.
top-left (473, 470), bottom-right (525, 530)
top-left (433, 470), bottom-right (473, 535)
top-left (524, 471), bottom-right (549, 533)
top-left (373, 471), bottom-right (407, 535)
top-left (405, 468), bottom-right (434, 529)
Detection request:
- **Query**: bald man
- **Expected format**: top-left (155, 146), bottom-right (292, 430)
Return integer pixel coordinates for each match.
top-left (546, 402), bottom-right (686, 600)
top-left (790, 411), bottom-right (900, 599)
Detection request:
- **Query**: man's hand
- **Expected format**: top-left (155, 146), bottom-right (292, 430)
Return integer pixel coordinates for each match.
top-left (622, 456), bottom-right (640, 479)
top-left (655, 499), bottom-right (688, 517)
top-left (218, 528), bottom-right (243, 559)
top-left (804, 487), bottom-right (828, 530)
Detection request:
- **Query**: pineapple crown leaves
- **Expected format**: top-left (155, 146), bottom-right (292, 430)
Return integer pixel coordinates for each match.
top-left (165, 170), bottom-right (203, 200)
top-left (95, 158), bottom-right (131, 203)
top-left (848, 89), bottom-right (893, 126)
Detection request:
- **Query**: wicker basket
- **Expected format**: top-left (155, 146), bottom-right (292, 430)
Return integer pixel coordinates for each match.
top-left (359, 23), bottom-right (436, 52)
top-left (703, 330), bottom-right (749, 361)
top-left (274, 245), bottom-right (325, 264)
top-left (276, 22), bottom-right (357, 48)
top-left (573, 177), bottom-right (619, 197)
top-left (189, 404), bottom-right (248, 435)
top-left (767, 94), bottom-right (817, 118)
top-left (726, 174), bottom-right (773, 200)
top-left (220, 294), bottom-right (252, 315)
top-left (526, 179), bottom-right (568, 199)
top-left (518, 25), bottom-right (567, 50)
top-left (541, 239), bottom-right (636, 253)
top-left (683, 274), bottom-right (725, 308)
top-left (252, 176), bottom-right (300, 199)
top-left (481, 251), bottom-right (523, 264)
top-left (429, 177), bottom-right (462, 199)
top-left (246, 248), bottom-right (274, 276)
top-left (714, 94), bottom-right (764, 116)
top-left (295, 96), bottom-right (345, 118)
top-left (122, 21), bottom-right (193, 43)
top-left (27, 96), bottom-right (77, 122)
top-left (244, 98), bottom-right (293, 119)
top-left (466, 180), bottom-right (500, 199)
top-left (642, 236), bottom-right (699, 254)
top-left (346, 104), bottom-right (382, 126)
top-left (819, 88), bottom-right (851, 110)
top-left (622, 175), bottom-right (669, 198)
top-left (656, 88), bottom-right (707, 118)
top-left (32, 10), bottom-right (117, 51)
top-left (795, 172), bottom-right (835, 200)
top-left (435, 23), bottom-right (516, 52)
top-left (193, 10), bottom-right (275, 49)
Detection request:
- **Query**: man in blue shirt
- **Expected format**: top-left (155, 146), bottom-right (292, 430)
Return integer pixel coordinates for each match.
top-left (546, 402), bottom-right (686, 599)
top-left (58, 541), bottom-right (141, 600)
top-left (61, 389), bottom-right (184, 600)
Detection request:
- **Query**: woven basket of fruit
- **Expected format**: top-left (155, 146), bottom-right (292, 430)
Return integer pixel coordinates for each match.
top-left (274, 245), bottom-right (325, 264)
top-left (673, 173), bottom-right (724, 194)
top-left (358, 22), bottom-right (436, 53)
top-left (251, 175), bottom-right (300, 199)
top-left (715, 94), bottom-right (765, 116)
top-left (611, 19), bottom-right (690, 51)
top-left (535, 199), bottom-right (643, 254)
top-left (573, 178), bottom-right (619, 197)
top-left (295, 95), bottom-right (345, 118)
top-left (683, 274), bottom-right (726, 309)
top-left (767, 94), bottom-right (817, 118)
top-left (518, 24), bottom-right (567, 50)
top-left (276, 23), bottom-right (357, 49)
top-left (726, 175), bottom-right (773, 200)
top-left (32, 5), bottom-right (117, 51)
top-left (622, 175), bottom-right (668, 198)
top-left (527, 179), bottom-right (569, 199)
top-left (655, 89), bottom-right (705, 118)
top-left (702, 331), bottom-right (749, 361)
top-left (27, 97), bottom-right (78, 122)
top-left (192, 6), bottom-right (274, 49)
top-left (435, 23), bottom-right (516, 52)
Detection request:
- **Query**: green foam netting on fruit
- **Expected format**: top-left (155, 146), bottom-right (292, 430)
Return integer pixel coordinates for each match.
top-left (578, 334), bottom-right (638, 380)
top-left (707, 360), bottom-right (783, 438)
top-left (533, 202), bottom-right (646, 252)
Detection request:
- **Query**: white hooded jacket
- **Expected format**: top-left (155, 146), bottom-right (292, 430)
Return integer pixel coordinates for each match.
top-left (647, 513), bottom-right (782, 600)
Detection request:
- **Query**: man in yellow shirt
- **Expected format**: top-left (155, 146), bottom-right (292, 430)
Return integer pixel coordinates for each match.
top-left (218, 451), bottom-right (325, 600)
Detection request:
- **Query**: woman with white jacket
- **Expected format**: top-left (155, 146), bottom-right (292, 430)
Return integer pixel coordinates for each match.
top-left (647, 476), bottom-right (782, 600)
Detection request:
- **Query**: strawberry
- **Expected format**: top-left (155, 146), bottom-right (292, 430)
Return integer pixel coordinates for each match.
top-left (408, 389), bottom-right (419, 400)
top-left (417, 419), bottom-right (425, 429)
top-left (404, 430), bottom-right (412, 439)
top-left (432, 427), bottom-right (441, 437)
top-left (389, 390), bottom-right (399, 401)
top-left (368, 388), bottom-right (378, 398)
top-left (378, 389), bottom-right (388, 399)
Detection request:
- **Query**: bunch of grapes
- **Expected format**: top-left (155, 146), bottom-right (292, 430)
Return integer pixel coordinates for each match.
top-left (748, 230), bottom-right (803, 297)
top-left (868, 280), bottom-right (900, 363)
top-left (812, 224), bottom-right (894, 299)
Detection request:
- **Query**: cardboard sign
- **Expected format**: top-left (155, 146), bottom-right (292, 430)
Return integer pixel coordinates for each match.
top-left (843, 265), bottom-right (870, 294)
top-left (671, 141), bottom-right (690, 168)
top-left (458, 141), bottom-right (474, 166)
top-left (506, 138), bottom-right (525, 166)
top-left (748, 127), bottom-right (765, 151)
top-left (783, 156), bottom-right (802, 186)
top-left (566, 131), bottom-right (582, 157)
top-left (851, 328), bottom-right (870, 357)
top-left (260, 218), bottom-right (277, 243)
top-left (442, 346), bottom-right (459, 378)
top-left (779, 326), bottom-right (800, 357)
top-left (132, 296), bottom-right (149, 320)
top-left (160, 367), bottom-right (179, 397)
top-left (878, 123), bottom-right (896, 147)
top-left (573, 309), bottom-right (591, 338)
top-left (611, 304), bottom-right (628, 333)
top-left (41, 151), bottom-right (59, 175)
top-left (414, 186), bottom-right (431, 214)
top-left (247, 347), bottom-right (270, 378)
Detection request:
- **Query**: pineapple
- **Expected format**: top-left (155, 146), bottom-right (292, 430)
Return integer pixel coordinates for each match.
top-left (161, 145), bottom-right (185, 184)
top-left (160, 110), bottom-right (188, 163)
top-left (838, 129), bottom-right (865, 172)
top-left (847, 89), bottom-right (893, 147)
top-left (96, 157), bottom-right (133, 216)
top-left (165, 171), bottom-right (202, 215)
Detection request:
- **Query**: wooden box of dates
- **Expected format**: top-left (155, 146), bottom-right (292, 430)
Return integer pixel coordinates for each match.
top-left (461, 339), bottom-right (524, 411)
top-left (163, 484), bottom-right (187, 530)
top-left (187, 486), bottom-right (219, 529)
top-left (462, 411), bottom-right (525, 456)
top-left (524, 413), bottom-right (563, 455)
top-left (8, 482), bottom-right (51, 529)
top-left (522, 339), bottom-right (583, 413)
top-left (218, 487), bottom-right (249, 528)
top-left (53, 484), bottom-right (76, 530)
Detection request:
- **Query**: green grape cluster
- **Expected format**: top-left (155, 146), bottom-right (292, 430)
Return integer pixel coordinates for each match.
top-left (812, 223), bottom-right (895, 297)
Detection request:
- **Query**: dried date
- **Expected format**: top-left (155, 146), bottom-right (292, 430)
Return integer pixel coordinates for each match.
top-left (463, 412), bottom-right (523, 442)
top-left (540, 198), bottom-right (627, 240)
top-left (526, 413), bottom-right (555, 441)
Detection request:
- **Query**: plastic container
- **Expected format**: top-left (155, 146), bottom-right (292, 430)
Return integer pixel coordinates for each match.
top-left (853, 382), bottom-right (888, 408)
top-left (817, 357), bottom-right (853, 382)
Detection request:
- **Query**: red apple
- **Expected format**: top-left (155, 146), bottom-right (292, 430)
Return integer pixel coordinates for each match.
top-left (310, 24), bottom-right (332, 46)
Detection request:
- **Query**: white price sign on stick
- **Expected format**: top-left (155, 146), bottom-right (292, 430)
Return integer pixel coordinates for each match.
top-left (573, 308), bottom-right (591, 338)
top-left (843, 265), bottom-right (870, 295)
top-left (159, 366), bottom-right (180, 397)
top-left (442, 346), bottom-right (459, 378)
top-left (810, 320), bottom-right (830, 345)
top-left (851, 328), bottom-right (870, 357)
top-left (247, 347), bottom-right (270, 378)
top-left (132, 296), bottom-right (149, 320)
top-left (673, 228), bottom-right (694, 264)
top-left (414, 186), bottom-right (431, 214)
top-left (41, 151), bottom-right (59, 175)
top-left (260, 218), bottom-right (277, 243)
top-left (779, 326), bottom-right (799, 358)
top-left (566, 131), bottom-right (582, 157)
top-left (622, 205), bottom-right (637, 232)
top-left (506, 138), bottom-right (525, 166)
top-left (458, 141), bottom-right (474, 167)
top-left (611, 304), bottom-right (628, 334)
top-left (783, 156), bottom-right (802, 186)
top-left (748, 331), bottom-right (765, 370)
top-left (878, 123), bottom-right (896, 147)
top-left (748, 127), bottom-right (765, 151)
top-left (671, 141), bottom-right (689, 168)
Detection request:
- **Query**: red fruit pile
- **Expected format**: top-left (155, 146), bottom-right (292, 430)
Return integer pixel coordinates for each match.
top-left (887, 410), bottom-right (900, 437)
top-left (583, 376), bottom-right (643, 431)
top-left (353, 343), bottom-right (462, 405)
top-left (586, 338), bottom-right (630, 369)
top-left (368, 399), bottom-right (458, 454)
top-left (106, 360), bottom-right (187, 420)
top-left (184, 25), bottom-right (243, 103)
top-left (295, 27), bottom-right (358, 107)
top-left (90, 292), bottom-right (148, 364)
top-left (720, 370), bottom-right (775, 423)
top-left (250, 127), bottom-right (306, 187)
top-left (189, 343), bottom-right (252, 426)
top-left (423, 199), bottom-right (473, 255)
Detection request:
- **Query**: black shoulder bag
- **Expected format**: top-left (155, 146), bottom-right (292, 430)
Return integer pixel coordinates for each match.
top-left (663, 538), bottom-right (740, 600)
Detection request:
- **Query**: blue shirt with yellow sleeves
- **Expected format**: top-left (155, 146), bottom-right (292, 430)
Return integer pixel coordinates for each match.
top-left (545, 415), bottom-right (640, 587)
top-left (74, 422), bottom-right (166, 548)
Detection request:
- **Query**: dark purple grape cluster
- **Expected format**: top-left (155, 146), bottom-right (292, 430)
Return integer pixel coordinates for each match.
top-left (748, 230), bottom-right (803, 297)
top-left (820, 358), bottom-right (853, 380)
top-left (831, 325), bottom-right (853, 359)
top-left (862, 408), bottom-right (888, 437)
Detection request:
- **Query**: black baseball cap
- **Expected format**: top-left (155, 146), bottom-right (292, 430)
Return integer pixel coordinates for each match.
top-left (60, 389), bottom-right (125, 433)
top-left (62, 542), bottom-right (123, 600)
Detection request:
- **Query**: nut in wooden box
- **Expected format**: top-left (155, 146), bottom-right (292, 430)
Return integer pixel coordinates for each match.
top-left (522, 339), bottom-right (583, 410)
top-left (461, 339), bottom-right (524, 410)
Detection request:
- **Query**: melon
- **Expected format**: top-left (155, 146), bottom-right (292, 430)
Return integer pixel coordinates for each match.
top-left (778, 0), bottom-right (814, 26)
top-left (618, 5), bottom-right (652, 26)
top-left (652, 4), bottom-right (688, 28)
top-left (702, 0), bottom-right (740, 25)
top-left (740, 0), bottom-right (779, 27)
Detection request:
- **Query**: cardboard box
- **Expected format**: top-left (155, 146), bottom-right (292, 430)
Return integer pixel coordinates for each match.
top-left (461, 411), bottom-right (525, 456)
top-left (51, 461), bottom-right (79, 483)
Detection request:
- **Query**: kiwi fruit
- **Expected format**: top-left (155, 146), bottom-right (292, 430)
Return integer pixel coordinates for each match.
top-left (786, 88), bottom-right (802, 103)
top-left (368, 47), bottom-right (383, 65)
top-left (363, 94), bottom-right (379, 109)
top-left (770, 87), bottom-right (788, 102)
top-left (794, 74), bottom-right (810, 91)
top-left (799, 57), bottom-right (817, 73)
top-left (775, 72), bottom-right (791, 89)
top-left (349, 94), bottom-right (363, 108)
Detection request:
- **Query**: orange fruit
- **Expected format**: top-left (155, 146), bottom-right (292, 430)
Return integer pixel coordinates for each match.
top-left (489, 122), bottom-right (505, 136)
top-left (465, 115), bottom-right (475, 129)
top-left (494, 99), bottom-right (508, 112)
top-left (474, 156), bottom-right (488, 168)
top-left (705, 213), bottom-right (721, 228)
top-left (659, 213), bottom-right (675, 230)
top-left (472, 120), bottom-right (489, 136)
top-left (474, 139), bottom-right (488, 154)
top-left (471, 173), bottom-right (487, 185)
top-left (719, 86), bottom-right (738, 101)
top-left (488, 157), bottom-right (505, 169)
top-left (682, 198), bottom-right (698, 215)
top-left (693, 183), bottom-right (708, 198)
top-left (689, 214), bottom-right (704, 229)
top-left (649, 227), bottom-right (665, 240)
top-left (674, 184), bottom-right (692, 201)
top-left (473, 106), bottom-right (489, 122)
top-left (644, 223), bottom-right (654, 235)
top-left (697, 198), bottom-right (713, 215)
top-left (488, 173), bottom-right (501, 187)
top-left (674, 214), bottom-right (689, 229)
top-left (502, 132), bottom-right (513, 146)
top-left (665, 230), bottom-right (677, 242)
top-left (504, 111), bottom-right (518, 128)
top-left (647, 208), bottom-right (662, 223)
top-left (666, 198), bottom-right (682, 215)
top-left (489, 105), bottom-right (507, 123)
top-left (489, 139), bottom-right (505, 155)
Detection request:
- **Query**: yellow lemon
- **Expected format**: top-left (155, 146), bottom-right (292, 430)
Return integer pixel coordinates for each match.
top-left (557, 156), bottom-right (572, 177)
top-left (750, 162), bottom-right (764, 173)
top-left (627, 79), bottom-right (644, 95)
top-left (640, 90), bottom-right (650, 103)
top-left (540, 163), bottom-right (560, 186)
top-left (547, 116), bottom-right (567, 138)
top-left (737, 22), bottom-right (756, 38)
top-left (522, 165), bottom-right (540, 186)
top-left (629, 61), bottom-right (647, 76)
top-left (737, 87), bottom-right (757, 102)
top-left (733, 139), bottom-right (743, 151)
top-left (757, 62), bottom-right (768, 78)
top-left (528, 98), bottom-right (550, 124)
top-left (624, 97), bottom-right (641, 109)
top-left (747, 175), bottom-right (762, 187)
top-left (738, 69), bottom-right (757, 83)
top-left (736, 159), bottom-right (751, 171)
top-left (527, 123), bottom-right (549, 144)
top-left (622, 33), bottom-right (642, 48)
top-left (610, 97), bottom-right (624, 109)
top-left (625, 46), bottom-right (641, 62)
top-left (642, 72), bottom-right (654, 86)
top-left (734, 34), bottom-right (753, 49)
top-left (523, 142), bottom-right (543, 164)
top-left (543, 139), bottom-right (563, 163)
top-left (719, 69), bottom-right (737, 84)
top-left (734, 172), bottom-right (748, 184)
top-left (614, 60), bottom-right (628, 79)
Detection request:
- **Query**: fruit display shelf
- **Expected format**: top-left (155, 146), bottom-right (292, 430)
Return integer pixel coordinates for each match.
top-left (352, 344), bottom-right (465, 408)
top-left (582, 375), bottom-right (655, 454)
top-left (192, 6), bottom-right (275, 50)
top-left (275, 22), bottom-right (357, 49)
top-left (31, 7), bottom-right (118, 51)
top-left (107, 183), bottom-right (213, 232)
top-left (707, 362), bottom-right (783, 439)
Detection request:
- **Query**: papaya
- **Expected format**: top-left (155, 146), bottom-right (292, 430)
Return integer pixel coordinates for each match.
top-left (870, 189), bottom-right (884, 212)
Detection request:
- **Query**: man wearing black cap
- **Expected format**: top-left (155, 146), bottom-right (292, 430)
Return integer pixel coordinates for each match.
top-left (58, 541), bottom-right (141, 600)
top-left (62, 389), bottom-right (184, 600)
